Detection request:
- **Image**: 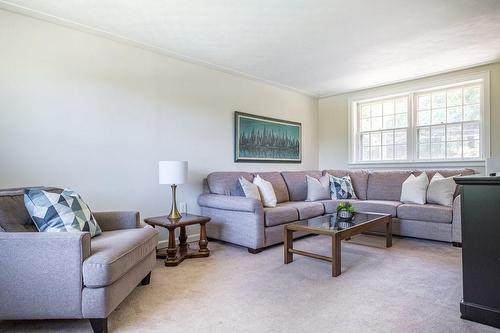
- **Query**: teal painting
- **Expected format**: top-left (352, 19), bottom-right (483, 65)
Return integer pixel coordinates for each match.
top-left (235, 112), bottom-right (301, 163)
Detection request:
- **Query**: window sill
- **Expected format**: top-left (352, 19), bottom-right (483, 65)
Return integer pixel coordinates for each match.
top-left (348, 159), bottom-right (485, 169)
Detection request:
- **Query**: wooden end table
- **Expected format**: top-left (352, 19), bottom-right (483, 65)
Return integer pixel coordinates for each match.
top-left (144, 213), bottom-right (211, 267)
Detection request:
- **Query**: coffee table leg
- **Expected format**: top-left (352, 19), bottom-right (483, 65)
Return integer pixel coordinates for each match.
top-left (166, 228), bottom-right (178, 265)
top-left (198, 222), bottom-right (210, 254)
top-left (386, 217), bottom-right (393, 248)
top-left (332, 234), bottom-right (341, 277)
top-left (284, 227), bottom-right (293, 264)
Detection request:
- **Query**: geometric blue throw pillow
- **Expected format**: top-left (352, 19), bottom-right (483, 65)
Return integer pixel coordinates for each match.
top-left (24, 188), bottom-right (102, 237)
top-left (328, 174), bottom-right (357, 200)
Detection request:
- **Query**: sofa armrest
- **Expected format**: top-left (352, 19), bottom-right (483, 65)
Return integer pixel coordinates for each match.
top-left (198, 194), bottom-right (263, 213)
top-left (452, 195), bottom-right (462, 243)
top-left (93, 211), bottom-right (140, 231)
top-left (0, 232), bottom-right (91, 319)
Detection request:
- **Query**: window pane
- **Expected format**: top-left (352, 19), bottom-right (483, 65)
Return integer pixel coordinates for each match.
top-left (447, 124), bottom-right (462, 142)
top-left (370, 146), bottom-right (381, 160)
top-left (447, 141), bottom-right (462, 158)
top-left (383, 101), bottom-right (394, 116)
top-left (447, 88), bottom-right (462, 107)
top-left (431, 108), bottom-right (446, 124)
top-left (418, 144), bottom-right (430, 159)
top-left (395, 113), bottom-right (407, 128)
top-left (382, 131), bottom-right (394, 145)
top-left (394, 145), bottom-right (407, 160)
top-left (382, 145), bottom-right (394, 160)
top-left (463, 122), bottom-right (480, 140)
top-left (362, 146), bottom-right (370, 160)
top-left (361, 105), bottom-right (370, 118)
top-left (463, 139), bottom-right (480, 158)
top-left (361, 118), bottom-right (371, 131)
top-left (395, 98), bottom-right (407, 114)
top-left (464, 86), bottom-right (480, 105)
top-left (371, 103), bottom-right (383, 117)
top-left (372, 117), bottom-right (383, 130)
top-left (447, 106), bottom-right (462, 123)
top-left (418, 127), bottom-right (430, 144)
top-left (418, 95), bottom-right (431, 110)
top-left (394, 130), bottom-right (406, 144)
top-left (431, 126), bottom-right (445, 143)
top-left (418, 110), bottom-right (431, 125)
top-left (361, 133), bottom-right (370, 146)
top-left (432, 91), bottom-right (446, 108)
top-left (464, 104), bottom-right (480, 121)
top-left (370, 132), bottom-right (381, 146)
top-left (383, 115), bottom-right (394, 129)
top-left (431, 143), bottom-right (445, 159)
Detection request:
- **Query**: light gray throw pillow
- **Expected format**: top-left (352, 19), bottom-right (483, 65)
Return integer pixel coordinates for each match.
top-left (306, 175), bottom-right (330, 201)
top-left (426, 172), bottom-right (457, 206)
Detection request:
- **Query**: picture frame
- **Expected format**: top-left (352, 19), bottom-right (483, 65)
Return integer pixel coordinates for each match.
top-left (234, 112), bottom-right (302, 163)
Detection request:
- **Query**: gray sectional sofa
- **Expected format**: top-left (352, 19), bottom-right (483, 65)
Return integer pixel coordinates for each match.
top-left (0, 187), bottom-right (159, 333)
top-left (198, 169), bottom-right (475, 252)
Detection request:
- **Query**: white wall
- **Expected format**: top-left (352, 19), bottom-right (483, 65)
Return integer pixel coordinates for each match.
top-left (319, 62), bottom-right (500, 173)
top-left (0, 10), bottom-right (318, 237)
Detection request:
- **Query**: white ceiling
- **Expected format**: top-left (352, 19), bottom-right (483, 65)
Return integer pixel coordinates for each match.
top-left (2, 0), bottom-right (500, 96)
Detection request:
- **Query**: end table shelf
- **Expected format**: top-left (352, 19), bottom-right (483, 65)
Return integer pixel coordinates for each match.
top-left (144, 213), bottom-right (211, 267)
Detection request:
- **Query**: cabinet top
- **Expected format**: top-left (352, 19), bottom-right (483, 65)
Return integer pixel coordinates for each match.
top-left (454, 175), bottom-right (500, 185)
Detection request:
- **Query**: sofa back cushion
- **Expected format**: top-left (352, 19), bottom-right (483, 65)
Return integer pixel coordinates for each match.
top-left (367, 171), bottom-right (413, 201)
top-left (253, 172), bottom-right (290, 203)
top-left (281, 170), bottom-right (322, 201)
top-left (0, 187), bottom-right (62, 232)
top-left (207, 172), bottom-right (253, 196)
top-left (323, 170), bottom-right (370, 200)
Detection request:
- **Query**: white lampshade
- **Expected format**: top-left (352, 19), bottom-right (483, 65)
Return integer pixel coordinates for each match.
top-left (486, 158), bottom-right (500, 176)
top-left (159, 161), bottom-right (188, 185)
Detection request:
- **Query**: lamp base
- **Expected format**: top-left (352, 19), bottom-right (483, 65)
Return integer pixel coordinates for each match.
top-left (168, 184), bottom-right (182, 220)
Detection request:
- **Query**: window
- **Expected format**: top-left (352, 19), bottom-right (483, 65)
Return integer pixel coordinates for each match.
top-left (350, 72), bottom-right (489, 165)
top-left (359, 97), bottom-right (408, 161)
top-left (415, 85), bottom-right (480, 160)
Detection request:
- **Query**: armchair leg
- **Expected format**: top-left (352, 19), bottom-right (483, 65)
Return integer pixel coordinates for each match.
top-left (141, 272), bottom-right (151, 285)
top-left (89, 318), bottom-right (108, 333)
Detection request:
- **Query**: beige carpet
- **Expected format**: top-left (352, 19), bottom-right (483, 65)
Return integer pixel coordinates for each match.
top-left (1, 235), bottom-right (498, 333)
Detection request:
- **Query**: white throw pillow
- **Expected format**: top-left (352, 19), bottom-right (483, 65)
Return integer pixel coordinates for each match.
top-left (426, 173), bottom-right (458, 206)
top-left (400, 172), bottom-right (429, 205)
top-left (239, 177), bottom-right (261, 201)
top-left (306, 175), bottom-right (330, 201)
top-left (253, 175), bottom-right (277, 207)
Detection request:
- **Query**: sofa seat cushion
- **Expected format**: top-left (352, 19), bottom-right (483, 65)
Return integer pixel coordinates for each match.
top-left (264, 206), bottom-right (299, 227)
top-left (397, 204), bottom-right (452, 223)
top-left (278, 201), bottom-right (325, 220)
top-left (83, 227), bottom-right (158, 288)
top-left (318, 200), bottom-right (337, 214)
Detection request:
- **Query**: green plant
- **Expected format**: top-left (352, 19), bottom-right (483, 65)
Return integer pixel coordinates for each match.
top-left (336, 202), bottom-right (355, 213)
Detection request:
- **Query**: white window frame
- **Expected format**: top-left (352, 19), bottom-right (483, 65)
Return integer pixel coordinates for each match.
top-left (348, 71), bottom-right (490, 168)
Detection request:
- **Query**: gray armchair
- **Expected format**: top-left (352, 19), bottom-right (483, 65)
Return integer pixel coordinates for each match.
top-left (0, 187), bottom-right (159, 333)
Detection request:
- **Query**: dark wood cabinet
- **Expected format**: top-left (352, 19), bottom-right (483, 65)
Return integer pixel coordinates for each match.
top-left (454, 176), bottom-right (500, 328)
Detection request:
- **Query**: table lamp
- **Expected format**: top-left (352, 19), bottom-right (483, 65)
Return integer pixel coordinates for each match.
top-left (159, 161), bottom-right (188, 220)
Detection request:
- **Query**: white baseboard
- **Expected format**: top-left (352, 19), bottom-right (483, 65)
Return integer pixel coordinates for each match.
top-left (157, 233), bottom-right (200, 249)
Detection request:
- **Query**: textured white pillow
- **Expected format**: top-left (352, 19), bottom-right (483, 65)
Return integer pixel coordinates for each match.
top-left (400, 172), bottom-right (429, 205)
top-left (239, 177), bottom-right (261, 201)
top-left (306, 175), bottom-right (330, 201)
top-left (253, 175), bottom-right (277, 207)
top-left (426, 173), bottom-right (457, 206)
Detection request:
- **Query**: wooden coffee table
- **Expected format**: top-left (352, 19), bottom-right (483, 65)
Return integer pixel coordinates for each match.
top-left (144, 213), bottom-right (210, 267)
top-left (284, 212), bottom-right (392, 277)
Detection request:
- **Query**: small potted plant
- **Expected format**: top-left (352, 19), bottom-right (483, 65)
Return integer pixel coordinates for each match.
top-left (336, 202), bottom-right (355, 220)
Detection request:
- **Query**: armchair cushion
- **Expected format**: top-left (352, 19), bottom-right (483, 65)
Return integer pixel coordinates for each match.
top-left (83, 227), bottom-right (158, 288)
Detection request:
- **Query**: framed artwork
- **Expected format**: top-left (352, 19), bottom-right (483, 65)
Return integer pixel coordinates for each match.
top-left (234, 112), bottom-right (302, 163)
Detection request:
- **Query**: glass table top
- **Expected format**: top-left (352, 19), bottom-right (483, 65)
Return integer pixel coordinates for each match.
top-left (293, 212), bottom-right (389, 232)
